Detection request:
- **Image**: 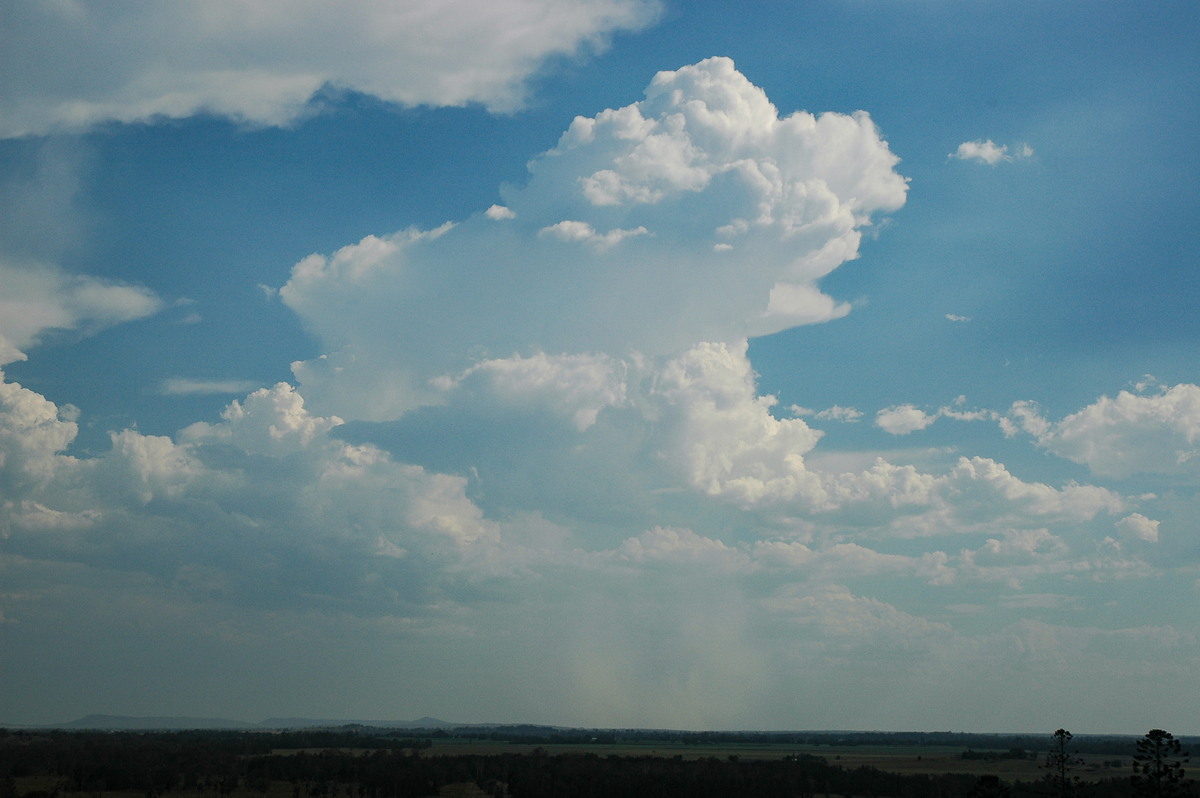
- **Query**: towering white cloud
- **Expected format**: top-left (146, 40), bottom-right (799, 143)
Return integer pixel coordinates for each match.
top-left (282, 57), bottom-right (908, 419)
top-left (0, 0), bottom-right (660, 138)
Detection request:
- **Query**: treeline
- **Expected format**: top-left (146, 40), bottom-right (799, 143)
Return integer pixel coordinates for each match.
top-left (438, 726), bottom-right (1171, 756)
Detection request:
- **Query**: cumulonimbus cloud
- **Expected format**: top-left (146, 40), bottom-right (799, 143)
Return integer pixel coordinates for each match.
top-left (281, 57), bottom-right (909, 420)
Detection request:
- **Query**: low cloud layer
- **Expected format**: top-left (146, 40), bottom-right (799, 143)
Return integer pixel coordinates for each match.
top-left (2, 345), bottom-right (1188, 726)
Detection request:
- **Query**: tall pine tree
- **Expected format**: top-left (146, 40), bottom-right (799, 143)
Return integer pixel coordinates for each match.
top-left (1132, 729), bottom-right (1190, 798)
top-left (1044, 729), bottom-right (1084, 798)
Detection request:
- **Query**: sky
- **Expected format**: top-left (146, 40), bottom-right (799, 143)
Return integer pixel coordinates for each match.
top-left (1, 0), bottom-right (1199, 734)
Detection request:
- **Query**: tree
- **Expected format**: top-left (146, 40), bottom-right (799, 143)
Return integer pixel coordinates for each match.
top-left (1044, 729), bottom-right (1084, 798)
top-left (967, 774), bottom-right (1011, 798)
top-left (1132, 729), bottom-right (1190, 798)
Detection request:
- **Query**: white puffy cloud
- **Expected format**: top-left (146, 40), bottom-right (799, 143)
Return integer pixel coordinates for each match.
top-left (281, 57), bottom-right (907, 419)
top-left (423, 341), bottom-right (1129, 542)
top-left (1115, 513), bottom-right (1160, 543)
top-left (0, 374), bottom-right (502, 610)
top-left (0, 0), bottom-right (660, 138)
top-left (939, 456), bottom-right (1124, 527)
top-left (0, 370), bottom-right (80, 493)
top-left (875, 403), bottom-right (937, 435)
top-left (103, 429), bottom-right (204, 506)
top-left (816, 455), bottom-right (1126, 543)
top-left (184, 383), bottom-right (344, 457)
top-left (0, 258), bottom-right (161, 365)
top-left (951, 139), bottom-right (1033, 165)
top-left (1007, 383), bottom-right (1200, 478)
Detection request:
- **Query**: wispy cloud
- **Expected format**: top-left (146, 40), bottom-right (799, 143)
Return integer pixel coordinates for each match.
top-left (159, 378), bottom-right (261, 396)
top-left (0, 258), bottom-right (162, 366)
top-left (814, 405), bottom-right (864, 423)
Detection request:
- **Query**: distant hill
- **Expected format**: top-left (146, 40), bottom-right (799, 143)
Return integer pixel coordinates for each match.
top-left (59, 715), bottom-right (255, 730)
top-left (28, 714), bottom-right (454, 731)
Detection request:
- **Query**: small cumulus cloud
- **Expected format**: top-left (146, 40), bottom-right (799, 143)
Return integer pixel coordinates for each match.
top-left (875, 397), bottom-right (998, 435)
top-left (876, 404), bottom-right (937, 435)
top-left (951, 139), bottom-right (1034, 165)
top-left (946, 313), bottom-right (971, 322)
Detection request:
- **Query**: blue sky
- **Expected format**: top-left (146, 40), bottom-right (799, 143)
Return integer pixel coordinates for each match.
top-left (1, 0), bottom-right (1198, 733)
